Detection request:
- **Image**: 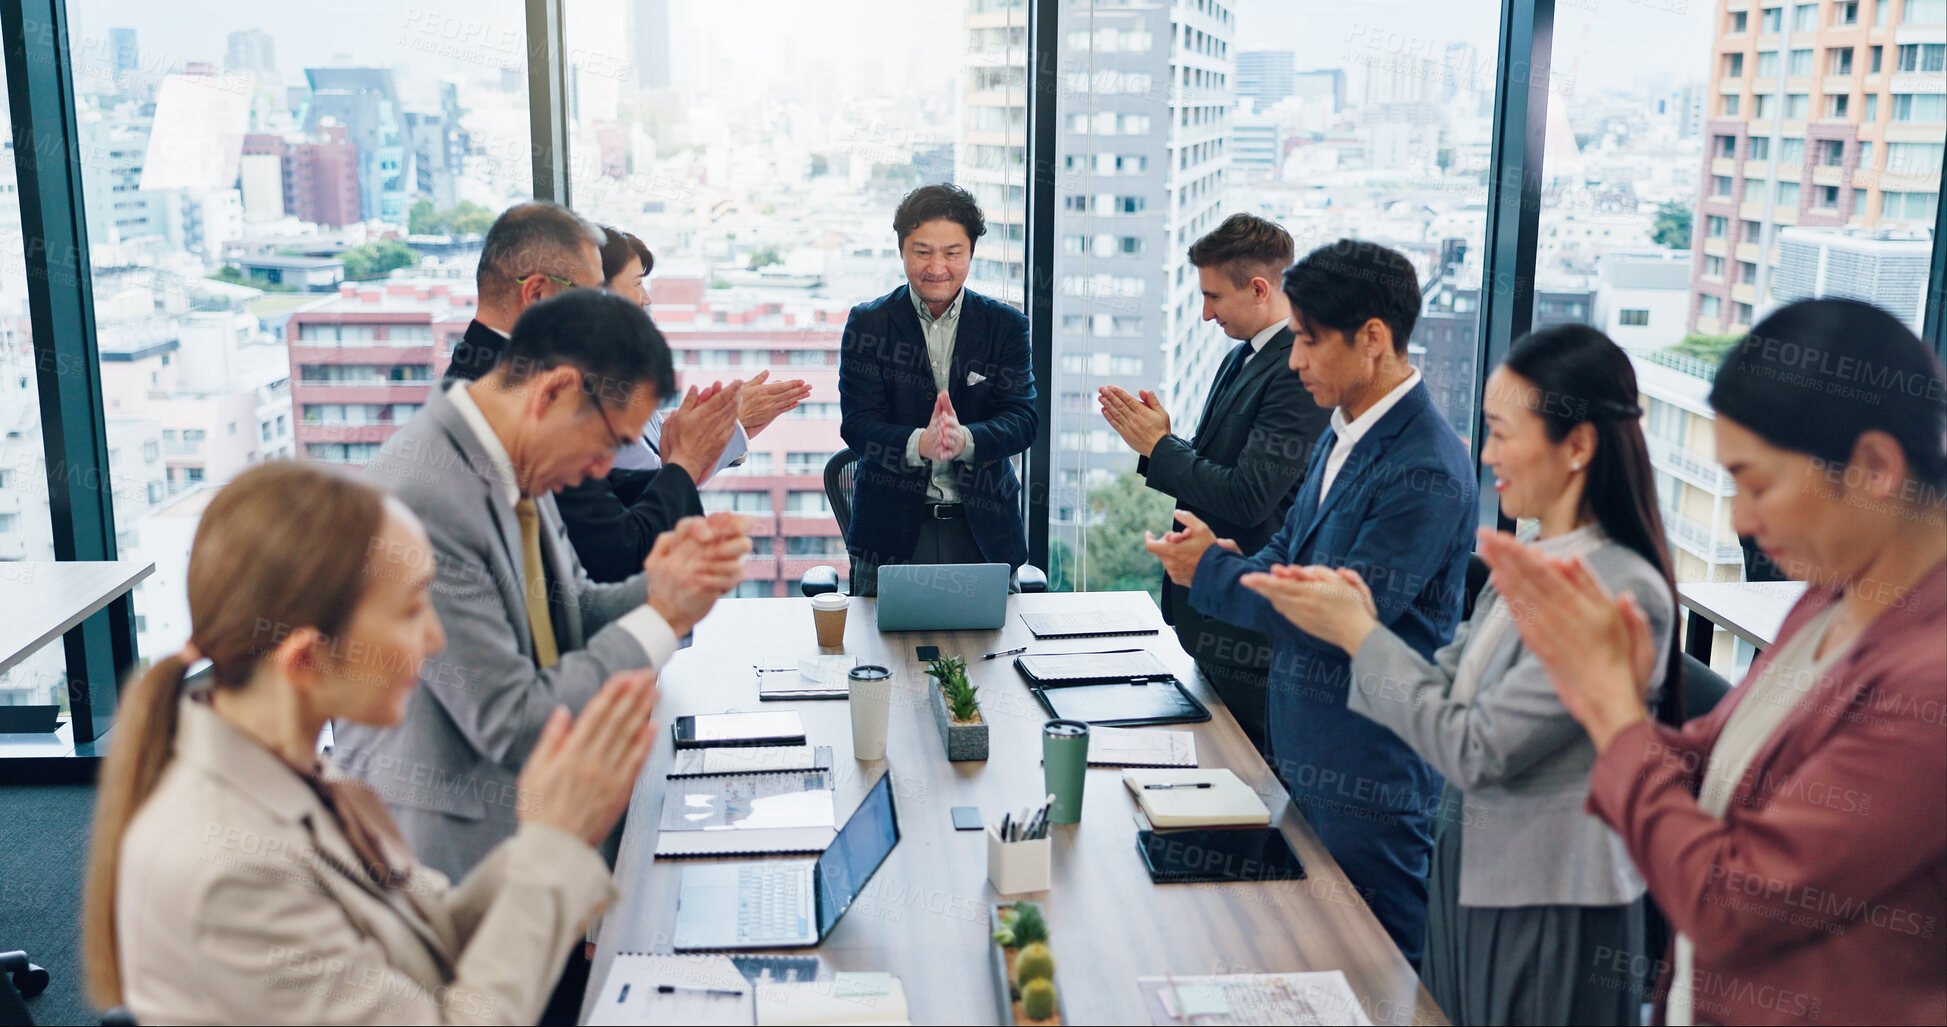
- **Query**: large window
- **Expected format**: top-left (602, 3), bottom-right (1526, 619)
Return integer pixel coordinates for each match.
top-left (564, 0), bottom-right (1026, 596)
top-left (60, 0), bottom-right (533, 663)
top-left (1542, 0), bottom-right (1941, 673)
top-left (1046, 1), bottom-right (1497, 594)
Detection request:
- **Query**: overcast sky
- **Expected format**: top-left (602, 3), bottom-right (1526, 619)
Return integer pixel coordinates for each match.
top-left (66, 0), bottom-right (1713, 100)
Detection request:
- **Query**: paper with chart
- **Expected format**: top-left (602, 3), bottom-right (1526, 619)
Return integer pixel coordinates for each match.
top-left (1137, 971), bottom-right (1374, 1025)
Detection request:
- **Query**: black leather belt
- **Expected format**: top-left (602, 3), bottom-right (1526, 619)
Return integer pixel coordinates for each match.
top-left (926, 503), bottom-right (964, 520)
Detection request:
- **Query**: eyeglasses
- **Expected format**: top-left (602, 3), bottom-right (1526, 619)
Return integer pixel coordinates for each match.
top-left (588, 393), bottom-right (637, 456)
top-left (516, 272), bottom-right (582, 291)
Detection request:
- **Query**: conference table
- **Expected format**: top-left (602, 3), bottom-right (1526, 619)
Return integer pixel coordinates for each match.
top-left (583, 590), bottom-right (1447, 1026)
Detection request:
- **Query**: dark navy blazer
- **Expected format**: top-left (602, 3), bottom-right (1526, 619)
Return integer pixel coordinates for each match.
top-left (1189, 380), bottom-right (1476, 815)
top-left (837, 285), bottom-right (1036, 569)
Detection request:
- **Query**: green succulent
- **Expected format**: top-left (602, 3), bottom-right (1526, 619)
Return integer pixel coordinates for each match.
top-left (925, 655), bottom-right (981, 723)
top-left (1021, 978), bottom-right (1058, 1021)
top-left (1006, 901), bottom-right (1049, 946)
top-left (1014, 942), bottom-right (1054, 988)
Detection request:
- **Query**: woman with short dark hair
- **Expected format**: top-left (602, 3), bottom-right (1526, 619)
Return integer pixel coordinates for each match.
top-left (1482, 298), bottom-right (1947, 1025)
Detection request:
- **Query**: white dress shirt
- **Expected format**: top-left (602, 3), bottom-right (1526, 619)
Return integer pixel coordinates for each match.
top-left (610, 415), bottom-right (749, 478)
top-left (1316, 369), bottom-right (1422, 510)
top-left (445, 381), bottom-right (677, 665)
top-left (1247, 316), bottom-right (1288, 355)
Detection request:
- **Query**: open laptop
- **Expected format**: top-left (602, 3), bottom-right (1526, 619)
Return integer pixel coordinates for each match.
top-left (875, 562), bottom-right (1010, 631)
top-left (671, 772), bottom-right (901, 951)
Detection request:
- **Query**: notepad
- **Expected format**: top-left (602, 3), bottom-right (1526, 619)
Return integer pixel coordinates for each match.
top-left (586, 953), bottom-right (752, 1026)
top-left (1087, 726), bottom-right (1199, 768)
top-left (654, 769), bottom-right (837, 857)
top-left (1137, 971), bottom-right (1372, 1025)
top-left (1021, 609), bottom-right (1160, 639)
top-left (755, 973), bottom-right (912, 1026)
top-left (1122, 768), bottom-right (1271, 829)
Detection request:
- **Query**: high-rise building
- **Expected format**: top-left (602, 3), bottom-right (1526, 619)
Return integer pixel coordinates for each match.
top-left (1292, 68), bottom-right (1346, 116)
top-left (1236, 50), bottom-right (1294, 113)
top-left (631, 0), bottom-right (673, 92)
top-left (243, 126), bottom-right (363, 227)
top-left (648, 276), bottom-right (850, 597)
top-left (1687, 0), bottom-right (1945, 334)
top-left (225, 29), bottom-right (275, 75)
top-left (109, 27), bottom-right (140, 86)
top-left (285, 282), bottom-right (475, 465)
top-left (1772, 224), bottom-right (1932, 329)
top-left (302, 68), bottom-right (414, 222)
top-left (961, 0), bottom-right (1234, 542)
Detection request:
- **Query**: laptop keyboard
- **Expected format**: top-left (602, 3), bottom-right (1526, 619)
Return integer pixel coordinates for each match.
top-left (735, 863), bottom-right (812, 943)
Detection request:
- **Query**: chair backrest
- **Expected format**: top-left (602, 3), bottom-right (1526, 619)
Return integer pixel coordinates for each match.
top-left (1680, 653), bottom-right (1732, 722)
top-left (1462, 552), bottom-right (1490, 620)
top-left (824, 448), bottom-right (860, 534)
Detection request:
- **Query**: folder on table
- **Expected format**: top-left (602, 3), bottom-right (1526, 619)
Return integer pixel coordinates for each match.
top-left (1122, 768), bottom-right (1270, 829)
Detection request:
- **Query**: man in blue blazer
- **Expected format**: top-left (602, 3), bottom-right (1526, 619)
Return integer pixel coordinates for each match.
top-left (1148, 239), bottom-right (1476, 966)
top-left (839, 185), bottom-right (1036, 594)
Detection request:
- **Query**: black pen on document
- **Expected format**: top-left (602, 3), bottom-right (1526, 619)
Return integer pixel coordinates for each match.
top-left (982, 645), bottom-right (1028, 660)
top-left (657, 984), bottom-right (745, 997)
top-left (1143, 782), bottom-right (1213, 790)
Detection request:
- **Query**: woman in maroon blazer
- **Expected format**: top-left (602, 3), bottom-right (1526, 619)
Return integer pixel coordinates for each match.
top-left (1480, 298), bottom-right (1946, 1026)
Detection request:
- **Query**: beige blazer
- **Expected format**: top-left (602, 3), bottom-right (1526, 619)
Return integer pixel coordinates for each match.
top-left (116, 698), bottom-right (616, 1025)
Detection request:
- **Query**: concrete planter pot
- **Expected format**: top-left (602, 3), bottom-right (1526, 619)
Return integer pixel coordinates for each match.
top-left (929, 680), bottom-right (989, 762)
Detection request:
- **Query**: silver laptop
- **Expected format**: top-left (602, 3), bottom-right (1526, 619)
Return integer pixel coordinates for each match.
top-left (672, 773), bottom-right (900, 951)
top-left (874, 563), bottom-right (1010, 631)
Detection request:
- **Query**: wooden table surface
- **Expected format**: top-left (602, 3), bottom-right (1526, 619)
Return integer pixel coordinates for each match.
top-left (0, 560), bottom-right (153, 676)
top-left (585, 590), bottom-right (1446, 1026)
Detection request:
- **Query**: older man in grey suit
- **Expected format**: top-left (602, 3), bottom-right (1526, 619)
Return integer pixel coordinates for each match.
top-left (333, 288), bottom-right (751, 882)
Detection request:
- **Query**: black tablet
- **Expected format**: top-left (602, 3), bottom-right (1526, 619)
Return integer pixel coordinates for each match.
top-left (1136, 827), bottom-right (1307, 884)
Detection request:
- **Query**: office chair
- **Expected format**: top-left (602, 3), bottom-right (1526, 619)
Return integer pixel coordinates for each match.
top-left (800, 448), bottom-right (1046, 596)
top-left (1680, 653), bottom-right (1732, 721)
top-left (1461, 552), bottom-right (1490, 620)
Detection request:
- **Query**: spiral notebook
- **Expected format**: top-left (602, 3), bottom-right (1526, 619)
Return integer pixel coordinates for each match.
top-left (1020, 609), bottom-right (1160, 639)
top-left (668, 745), bottom-right (833, 778)
top-left (654, 768), bottom-right (837, 857)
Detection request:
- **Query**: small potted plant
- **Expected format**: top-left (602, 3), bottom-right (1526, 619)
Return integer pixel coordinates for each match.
top-left (925, 654), bottom-right (987, 761)
top-left (990, 902), bottom-right (1063, 1024)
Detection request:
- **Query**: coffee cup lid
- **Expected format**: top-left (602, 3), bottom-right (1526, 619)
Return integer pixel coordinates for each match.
top-left (810, 593), bottom-right (850, 609)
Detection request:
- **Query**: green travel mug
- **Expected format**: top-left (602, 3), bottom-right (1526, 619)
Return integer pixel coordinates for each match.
top-left (1042, 719), bottom-right (1090, 824)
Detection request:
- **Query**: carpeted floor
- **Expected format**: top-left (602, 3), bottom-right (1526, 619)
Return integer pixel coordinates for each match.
top-left (0, 783), bottom-right (98, 1027)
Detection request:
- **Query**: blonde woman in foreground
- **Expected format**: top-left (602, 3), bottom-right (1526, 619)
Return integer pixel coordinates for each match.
top-left (85, 461), bottom-right (659, 1024)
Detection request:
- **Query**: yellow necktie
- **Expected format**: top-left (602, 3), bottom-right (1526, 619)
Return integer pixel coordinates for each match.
top-left (514, 497), bottom-right (560, 669)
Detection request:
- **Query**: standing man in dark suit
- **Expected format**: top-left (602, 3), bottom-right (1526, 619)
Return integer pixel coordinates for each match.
top-left (443, 203), bottom-right (744, 582)
top-left (838, 184), bottom-right (1036, 595)
top-left (1147, 239), bottom-right (1477, 967)
top-left (1098, 214), bottom-right (1328, 756)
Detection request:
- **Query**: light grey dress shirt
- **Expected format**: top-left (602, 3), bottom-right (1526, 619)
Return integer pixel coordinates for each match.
top-left (902, 286), bottom-right (977, 503)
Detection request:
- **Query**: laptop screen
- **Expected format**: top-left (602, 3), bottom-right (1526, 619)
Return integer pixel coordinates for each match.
top-left (813, 772), bottom-right (900, 940)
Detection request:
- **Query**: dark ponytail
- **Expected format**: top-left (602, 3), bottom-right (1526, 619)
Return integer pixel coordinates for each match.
top-left (1504, 325), bottom-right (1685, 726)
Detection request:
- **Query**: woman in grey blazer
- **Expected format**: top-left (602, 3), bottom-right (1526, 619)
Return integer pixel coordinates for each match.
top-left (83, 462), bottom-right (660, 1024)
top-left (1242, 325), bottom-right (1682, 1025)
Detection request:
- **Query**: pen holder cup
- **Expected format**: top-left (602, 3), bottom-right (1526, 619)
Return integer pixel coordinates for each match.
top-left (987, 831), bottom-right (1051, 895)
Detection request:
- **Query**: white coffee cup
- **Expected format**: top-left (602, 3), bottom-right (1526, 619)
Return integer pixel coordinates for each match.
top-left (848, 665), bottom-right (892, 761)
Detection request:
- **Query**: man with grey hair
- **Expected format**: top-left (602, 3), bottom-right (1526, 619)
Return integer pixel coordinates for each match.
top-left (444, 201), bottom-right (610, 383)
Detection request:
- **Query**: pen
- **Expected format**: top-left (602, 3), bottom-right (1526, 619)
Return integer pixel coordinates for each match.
top-left (1143, 782), bottom-right (1213, 790)
top-left (982, 645), bottom-right (1028, 660)
top-left (656, 984), bottom-right (745, 997)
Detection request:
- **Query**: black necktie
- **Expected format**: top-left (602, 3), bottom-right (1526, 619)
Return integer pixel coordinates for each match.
top-left (1195, 343), bottom-right (1254, 443)
top-left (1209, 342), bottom-right (1253, 403)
